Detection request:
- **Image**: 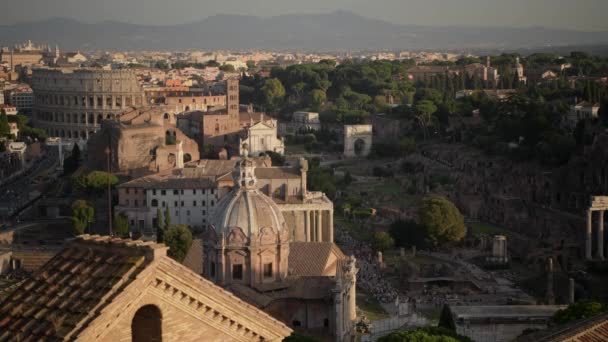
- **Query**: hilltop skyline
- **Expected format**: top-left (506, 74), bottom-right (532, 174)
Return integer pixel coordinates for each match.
top-left (2, 0), bottom-right (608, 31)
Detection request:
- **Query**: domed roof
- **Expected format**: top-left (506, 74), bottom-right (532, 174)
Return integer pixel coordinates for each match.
top-left (210, 157), bottom-right (286, 239)
top-left (211, 188), bottom-right (286, 238)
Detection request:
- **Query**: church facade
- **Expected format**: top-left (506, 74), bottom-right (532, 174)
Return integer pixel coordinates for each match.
top-left (201, 158), bottom-right (357, 341)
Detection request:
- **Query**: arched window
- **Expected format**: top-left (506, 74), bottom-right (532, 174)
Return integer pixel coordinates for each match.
top-left (132, 305), bottom-right (162, 342)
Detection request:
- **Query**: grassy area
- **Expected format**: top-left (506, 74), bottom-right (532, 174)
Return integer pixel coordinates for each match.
top-left (468, 221), bottom-right (513, 238)
top-left (357, 290), bottom-right (390, 320)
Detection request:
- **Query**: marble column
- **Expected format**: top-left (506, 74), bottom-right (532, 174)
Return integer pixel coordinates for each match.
top-left (598, 210), bottom-right (604, 260)
top-left (586, 210), bottom-right (593, 260)
top-left (315, 210), bottom-right (321, 242)
top-left (305, 210), bottom-right (310, 242)
top-left (328, 209), bottom-right (334, 243)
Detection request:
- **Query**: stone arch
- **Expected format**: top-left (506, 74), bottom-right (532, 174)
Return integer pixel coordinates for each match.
top-left (185, 106), bottom-right (190, 112)
top-left (354, 138), bottom-right (366, 156)
top-left (132, 305), bottom-right (162, 342)
top-left (343, 125), bottom-right (372, 158)
top-left (163, 113), bottom-right (169, 120)
top-left (183, 153), bottom-right (192, 163)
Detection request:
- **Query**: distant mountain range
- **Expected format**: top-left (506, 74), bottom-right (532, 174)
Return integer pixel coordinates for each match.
top-left (1, 11), bottom-right (607, 52)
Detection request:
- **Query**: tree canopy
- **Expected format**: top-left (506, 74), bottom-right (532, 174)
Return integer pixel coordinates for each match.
top-left (418, 196), bottom-right (466, 245)
top-left (164, 224), bottom-right (193, 262)
top-left (71, 200), bottom-right (95, 236)
top-left (553, 300), bottom-right (607, 324)
top-left (378, 327), bottom-right (472, 342)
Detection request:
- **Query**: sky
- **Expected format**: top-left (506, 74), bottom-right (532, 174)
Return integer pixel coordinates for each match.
top-left (2, 0), bottom-right (608, 31)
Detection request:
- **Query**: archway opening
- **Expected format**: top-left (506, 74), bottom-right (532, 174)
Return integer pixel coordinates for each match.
top-left (132, 305), bottom-right (162, 342)
top-left (354, 138), bottom-right (365, 156)
top-left (183, 153), bottom-right (192, 163)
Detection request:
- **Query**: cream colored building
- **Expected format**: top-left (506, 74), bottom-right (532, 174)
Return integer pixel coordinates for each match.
top-left (239, 118), bottom-right (285, 156)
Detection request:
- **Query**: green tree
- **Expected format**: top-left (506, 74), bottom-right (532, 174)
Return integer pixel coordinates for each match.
top-left (418, 196), bottom-right (466, 245)
top-left (164, 206), bottom-right (172, 231)
top-left (262, 78), bottom-right (286, 112)
top-left (113, 213), bottom-right (130, 238)
top-left (415, 100), bottom-right (438, 140)
top-left (63, 144), bottom-right (82, 174)
top-left (373, 231), bottom-right (395, 252)
top-left (0, 109), bottom-right (10, 137)
top-left (219, 64), bottom-right (236, 72)
top-left (71, 200), bottom-right (95, 235)
top-left (154, 60), bottom-right (169, 70)
top-left (164, 224), bottom-right (193, 262)
top-left (79, 171), bottom-right (119, 193)
top-left (378, 327), bottom-right (472, 342)
top-left (156, 208), bottom-right (165, 243)
top-left (553, 301), bottom-right (607, 324)
top-left (246, 60), bottom-right (256, 70)
top-left (310, 89), bottom-right (327, 111)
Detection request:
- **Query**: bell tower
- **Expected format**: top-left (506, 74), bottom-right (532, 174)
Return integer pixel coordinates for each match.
top-left (227, 78), bottom-right (239, 120)
top-left (235, 157), bottom-right (257, 190)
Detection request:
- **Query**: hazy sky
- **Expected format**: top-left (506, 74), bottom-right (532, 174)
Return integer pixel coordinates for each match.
top-left (3, 0), bottom-right (608, 31)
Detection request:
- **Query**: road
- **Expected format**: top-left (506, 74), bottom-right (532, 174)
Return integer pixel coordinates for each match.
top-left (0, 145), bottom-right (59, 222)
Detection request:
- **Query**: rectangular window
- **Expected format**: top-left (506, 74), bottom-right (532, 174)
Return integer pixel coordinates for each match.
top-left (125, 199), bottom-right (130, 206)
top-left (161, 190), bottom-right (166, 196)
top-left (210, 262), bottom-right (216, 277)
top-left (193, 189), bottom-right (197, 195)
top-left (134, 200), bottom-right (138, 207)
top-left (202, 201), bottom-right (206, 206)
top-left (173, 190), bottom-right (179, 195)
top-left (202, 210), bottom-right (206, 215)
top-left (153, 189), bottom-right (157, 195)
top-left (174, 201), bottom-right (178, 207)
top-left (187, 210), bottom-right (190, 216)
top-left (181, 201), bottom-right (184, 207)
top-left (263, 263), bottom-right (273, 278)
top-left (211, 200), bottom-right (215, 206)
top-left (232, 264), bottom-right (243, 280)
top-left (181, 190), bottom-right (184, 195)
top-left (162, 201), bottom-right (166, 207)
top-left (126, 188), bottom-right (130, 194)
top-left (193, 201), bottom-right (197, 207)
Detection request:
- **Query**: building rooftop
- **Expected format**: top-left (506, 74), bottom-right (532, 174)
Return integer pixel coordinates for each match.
top-left (0, 235), bottom-right (162, 340)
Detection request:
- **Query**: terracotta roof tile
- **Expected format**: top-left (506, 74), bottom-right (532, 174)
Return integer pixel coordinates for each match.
top-left (288, 242), bottom-right (346, 277)
top-left (0, 235), bottom-right (167, 341)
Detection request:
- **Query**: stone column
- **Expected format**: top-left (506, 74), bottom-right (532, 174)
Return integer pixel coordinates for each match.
top-left (315, 210), bottom-right (321, 242)
top-left (598, 210), bottom-right (605, 260)
top-left (568, 278), bottom-right (575, 304)
top-left (333, 291), bottom-right (343, 340)
top-left (328, 209), bottom-right (334, 243)
top-left (587, 210), bottom-right (593, 260)
top-left (218, 247), bottom-right (225, 285)
top-left (305, 210), bottom-right (310, 242)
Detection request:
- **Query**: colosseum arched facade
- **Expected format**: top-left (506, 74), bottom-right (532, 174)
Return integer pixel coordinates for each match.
top-left (31, 68), bottom-right (145, 141)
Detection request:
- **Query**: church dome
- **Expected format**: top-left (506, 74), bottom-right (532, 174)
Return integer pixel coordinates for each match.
top-left (210, 158), bottom-right (286, 241)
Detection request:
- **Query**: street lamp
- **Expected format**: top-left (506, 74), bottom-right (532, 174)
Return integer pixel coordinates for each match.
top-left (105, 147), bottom-right (113, 236)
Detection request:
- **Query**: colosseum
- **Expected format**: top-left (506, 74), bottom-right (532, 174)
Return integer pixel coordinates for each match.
top-left (31, 68), bottom-right (145, 141)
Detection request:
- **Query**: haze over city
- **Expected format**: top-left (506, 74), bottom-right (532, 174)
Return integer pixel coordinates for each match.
top-left (1, 1), bottom-right (608, 342)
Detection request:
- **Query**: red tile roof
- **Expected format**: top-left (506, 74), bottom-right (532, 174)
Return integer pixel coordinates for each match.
top-left (0, 235), bottom-right (162, 341)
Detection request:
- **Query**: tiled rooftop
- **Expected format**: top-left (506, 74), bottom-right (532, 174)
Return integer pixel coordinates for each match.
top-left (0, 235), bottom-right (166, 341)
